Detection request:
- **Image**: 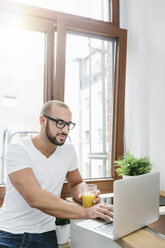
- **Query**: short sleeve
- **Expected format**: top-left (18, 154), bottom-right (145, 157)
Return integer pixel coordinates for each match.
top-left (6, 143), bottom-right (31, 175)
top-left (68, 144), bottom-right (78, 172)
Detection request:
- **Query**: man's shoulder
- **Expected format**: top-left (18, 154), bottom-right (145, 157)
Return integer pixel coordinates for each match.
top-left (7, 136), bottom-right (32, 152)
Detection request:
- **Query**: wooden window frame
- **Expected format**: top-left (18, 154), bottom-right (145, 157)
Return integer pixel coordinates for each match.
top-left (111, 0), bottom-right (120, 26)
top-left (0, 0), bottom-right (127, 202)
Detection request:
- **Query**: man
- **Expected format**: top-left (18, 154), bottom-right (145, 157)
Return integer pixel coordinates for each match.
top-left (0, 100), bottom-right (113, 248)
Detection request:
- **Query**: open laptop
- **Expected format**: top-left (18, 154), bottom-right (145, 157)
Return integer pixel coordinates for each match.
top-left (77, 172), bottom-right (160, 240)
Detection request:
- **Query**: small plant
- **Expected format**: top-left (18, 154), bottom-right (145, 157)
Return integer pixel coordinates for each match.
top-left (55, 218), bottom-right (70, 226)
top-left (114, 151), bottom-right (152, 176)
top-left (55, 218), bottom-right (71, 244)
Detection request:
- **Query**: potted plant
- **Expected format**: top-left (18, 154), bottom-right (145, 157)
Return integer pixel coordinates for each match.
top-left (55, 218), bottom-right (70, 245)
top-left (114, 151), bottom-right (152, 177)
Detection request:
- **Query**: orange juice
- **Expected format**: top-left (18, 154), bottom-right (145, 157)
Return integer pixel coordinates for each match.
top-left (81, 192), bottom-right (96, 208)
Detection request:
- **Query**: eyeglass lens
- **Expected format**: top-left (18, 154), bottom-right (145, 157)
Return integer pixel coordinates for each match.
top-left (56, 120), bottom-right (74, 130)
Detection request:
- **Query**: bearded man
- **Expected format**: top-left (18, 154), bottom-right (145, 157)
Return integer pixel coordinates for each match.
top-left (0, 100), bottom-right (113, 248)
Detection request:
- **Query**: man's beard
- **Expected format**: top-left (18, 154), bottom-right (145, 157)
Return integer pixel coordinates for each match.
top-left (45, 121), bottom-right (67, 146)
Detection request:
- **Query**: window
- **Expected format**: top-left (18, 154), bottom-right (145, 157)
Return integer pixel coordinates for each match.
top-left (65, 32), bottom-right (117, 179)
top-left (0, 26), bottom-right (45, 183)
top-left (10, 0), bottom-right (111, 22)
top-left (2, 95), bottom-right (17, 108)
top-left (85, 131), bottom-right (90, 144)
top-left (98, 129), bottom-right (103, 144)
top-left (0, 1), bottom-right (126, 196)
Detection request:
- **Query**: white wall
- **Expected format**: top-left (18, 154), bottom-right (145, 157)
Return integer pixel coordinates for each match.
top-left (120, 0), bottom-right (165, 190)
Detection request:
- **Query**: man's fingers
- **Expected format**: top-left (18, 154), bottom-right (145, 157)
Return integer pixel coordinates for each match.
top-left (87, 203), bottom-right (114, 221)
top-left (93, 190), bottom-right (101, 204)
top-left (93, 196), bottom-right (101, 204)
top-left (95, 190), bottom-right (101, 196)
top-left (97, 206), bottom-right (113, 218)
top-left (99, 203), bottom-right (114, 212)
top-left (96, 211), bottom-right (112, 222)
top-left (78, 193), bottom-right (82, 199)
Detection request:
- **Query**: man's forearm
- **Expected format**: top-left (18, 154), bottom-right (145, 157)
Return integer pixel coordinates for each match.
top-left (30, 188), bottom-right (113, 222)
top-left (70, 181), bottom-right (86, 204)
top-left (30, 187), bottom-right (88, 219)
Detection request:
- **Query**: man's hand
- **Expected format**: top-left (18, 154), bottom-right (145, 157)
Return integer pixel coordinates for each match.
top-left (93, 190), bottom-right (101, 204)
top-left (87, 203), bottom-right (113, 222)
top-left (77, 189), bottom-right (101, 205)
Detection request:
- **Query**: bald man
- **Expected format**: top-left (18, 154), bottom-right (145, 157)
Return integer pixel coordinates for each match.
top-left (0, 100), bottom-right (113, 248)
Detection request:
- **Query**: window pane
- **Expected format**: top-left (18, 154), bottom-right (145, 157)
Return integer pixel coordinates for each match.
top-left (11, 0), bottom-right (110, 22)
top-left (65, 32), bottom-right (117, 179)
top-left (0, 26), bottom-right (45, 183)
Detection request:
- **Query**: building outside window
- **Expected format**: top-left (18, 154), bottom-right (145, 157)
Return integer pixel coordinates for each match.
top-left (65, 33), bottom-right (117, 179)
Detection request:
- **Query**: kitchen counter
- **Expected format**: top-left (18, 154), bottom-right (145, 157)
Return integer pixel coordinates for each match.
top-left (116, 228), bottom-right (165, 248)
top-left (115, 206), bottom-right (165, 248)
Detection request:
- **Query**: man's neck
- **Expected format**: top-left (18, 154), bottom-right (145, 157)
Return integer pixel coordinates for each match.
top-left (31, 135), bottom-right (57, 158)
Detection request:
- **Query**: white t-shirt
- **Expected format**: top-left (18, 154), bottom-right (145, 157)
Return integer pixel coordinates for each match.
top-left (0, 137), bottom-right (78, 234)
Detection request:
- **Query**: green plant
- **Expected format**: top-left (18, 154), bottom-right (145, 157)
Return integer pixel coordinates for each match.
top-left (55, 218), bottom-right (70, 226)
top-left (114, 151), bottom-right (152, 176)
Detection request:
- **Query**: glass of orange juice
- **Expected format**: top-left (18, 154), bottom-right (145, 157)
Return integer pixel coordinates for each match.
top-left (81, 184), bottom-right (97, 208)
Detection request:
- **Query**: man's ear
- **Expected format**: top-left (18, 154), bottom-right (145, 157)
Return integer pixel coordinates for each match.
top-left (40, 115), bottom-right (45, 126)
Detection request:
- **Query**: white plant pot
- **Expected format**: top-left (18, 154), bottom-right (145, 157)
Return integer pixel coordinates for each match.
top-left (56, 224), bottom-right (70, 245)
top-left (123, 173), bottom-right (149, 179)
top-left (122, 175), bottom-right (133, 179)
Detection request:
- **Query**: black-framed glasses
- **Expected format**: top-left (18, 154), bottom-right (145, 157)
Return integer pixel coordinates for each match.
top-left (43, 114), bottom-right (76, 130)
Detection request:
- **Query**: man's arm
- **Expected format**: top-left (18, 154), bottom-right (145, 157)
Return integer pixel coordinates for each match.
top-left (9, 168), bottom-right (113, 221)
top-left (66, 168), bottom-right (85, 204)
top-left (66, 169), bottom-right (101, 205)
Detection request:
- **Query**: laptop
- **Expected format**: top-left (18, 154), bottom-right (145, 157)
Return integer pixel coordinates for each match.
top-left (77, 172), bottom-right (160, 240)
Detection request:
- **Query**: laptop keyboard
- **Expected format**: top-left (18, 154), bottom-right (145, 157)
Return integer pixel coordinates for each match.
top-left (94, 221), bottom-right (113, 235)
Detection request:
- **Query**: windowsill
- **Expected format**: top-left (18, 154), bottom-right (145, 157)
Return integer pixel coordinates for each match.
top-left (61, 178), bottom-right (114, 199)
top-left (66, 192), bottom-right (114, 204)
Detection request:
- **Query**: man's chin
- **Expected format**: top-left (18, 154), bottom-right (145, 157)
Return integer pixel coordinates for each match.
top-left (55, 138), bottom-right (66, 146)
top-left (56, 141), bottom-right (65, 146)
